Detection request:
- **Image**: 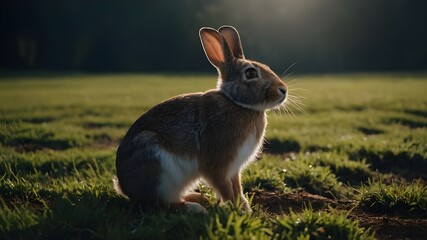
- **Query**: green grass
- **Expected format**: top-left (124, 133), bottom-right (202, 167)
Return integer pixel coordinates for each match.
top-left (0, 73), bottom-right (426, 239)
top-left (281, 160), bottom-right (342, 198)
top-left (359, 179), bottom-right (427, 217)
top-left (273, 207), bottom-right (375, 240)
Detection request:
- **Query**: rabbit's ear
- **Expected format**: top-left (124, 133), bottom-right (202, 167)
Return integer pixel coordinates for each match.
top-left (219, 26), bottom-right (245, 59)
top-left (200, 27), bottom-right (233, 69)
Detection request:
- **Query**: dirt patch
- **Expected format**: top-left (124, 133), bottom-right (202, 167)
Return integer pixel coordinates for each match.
top-left (251, 190), bottom-right (427, 240)
top-left (251, 190), bottom-right (342, 214)
top-left (349, 210), bottom-right (427, 240)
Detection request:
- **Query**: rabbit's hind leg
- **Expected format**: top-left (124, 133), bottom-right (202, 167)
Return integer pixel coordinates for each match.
top-left (156, 148), bottom-right (206, 213)
top-left (115, 147), bottom-right (162, 205)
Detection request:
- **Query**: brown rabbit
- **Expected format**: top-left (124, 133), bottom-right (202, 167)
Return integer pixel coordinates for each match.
top-left (114, 26), bottom-right (287, 213)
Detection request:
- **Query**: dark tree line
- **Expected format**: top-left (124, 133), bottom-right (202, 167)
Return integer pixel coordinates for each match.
top-left (1, 0), bottom-right (426, 73)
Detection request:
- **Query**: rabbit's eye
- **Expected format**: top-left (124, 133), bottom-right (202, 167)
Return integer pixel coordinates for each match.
top-left (245, 68), bottom-right (258, 79)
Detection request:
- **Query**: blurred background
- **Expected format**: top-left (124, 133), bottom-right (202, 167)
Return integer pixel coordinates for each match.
top-left (1, 0), bottom-right (426, 74)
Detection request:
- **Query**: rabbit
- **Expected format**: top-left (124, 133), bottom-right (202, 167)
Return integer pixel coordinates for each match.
top-left (114, 26), bottom-right (287, 213)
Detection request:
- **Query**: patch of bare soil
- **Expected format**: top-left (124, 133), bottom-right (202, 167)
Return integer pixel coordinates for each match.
top-left (349, 210), bottom-right (427, 240)
top-left (251, 190), bottom-right (427, 240)
top-left (251, 189), bottom-right (342, 214)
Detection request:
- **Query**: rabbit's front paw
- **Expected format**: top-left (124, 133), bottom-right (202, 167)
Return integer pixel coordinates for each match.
top-left (241, 197), bottom-right (252, 213)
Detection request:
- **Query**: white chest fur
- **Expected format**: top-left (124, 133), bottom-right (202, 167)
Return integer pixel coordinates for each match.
top-left (227, 133), bottom-right (262, 179)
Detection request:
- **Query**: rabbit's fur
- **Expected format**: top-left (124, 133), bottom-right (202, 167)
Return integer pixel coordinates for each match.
top-left (114, 26), bottom-right (287, 213)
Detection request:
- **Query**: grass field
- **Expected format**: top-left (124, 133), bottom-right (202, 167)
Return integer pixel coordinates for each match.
top-left (0, 73), bottom-right (426, 239)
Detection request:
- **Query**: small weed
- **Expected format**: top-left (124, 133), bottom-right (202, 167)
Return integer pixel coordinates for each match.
top-left (273, 207), bottom-right (375, 240)
top-left (281, 160), bottom-right (342, 198)
top-left (204, 207), bottom-right (272, 239)
top-left (304, 152), bottom-right (373, 185)
top-left (243, 154), bottom-right (285, 192)
top-left (359, 179), bottom-right (427, 217)
top-left (0, 199), bottom-right (41, 236)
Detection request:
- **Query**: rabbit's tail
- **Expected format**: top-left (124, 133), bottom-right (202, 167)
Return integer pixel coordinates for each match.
top-left (112, 176), bottom-right (129, 199)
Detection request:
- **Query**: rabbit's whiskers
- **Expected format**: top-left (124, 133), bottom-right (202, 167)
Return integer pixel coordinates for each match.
top-left (280, 62), bottom-right (299, 79)
top-left (279, 82), bottom-right (308, 118)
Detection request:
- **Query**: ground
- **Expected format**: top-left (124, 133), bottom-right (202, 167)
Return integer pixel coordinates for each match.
top-left (252, 190), bottom-right (427, 240)
top-left (0, 73), bottom-right (426, 239)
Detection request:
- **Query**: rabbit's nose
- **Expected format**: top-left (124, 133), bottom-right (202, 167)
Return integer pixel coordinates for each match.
top-left (278, 87), bottom-right (287, 97)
